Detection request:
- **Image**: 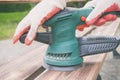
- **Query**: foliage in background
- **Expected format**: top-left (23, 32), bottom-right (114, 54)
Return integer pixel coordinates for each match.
top-left (0, 3), bottom-right (35, 12)
top-left (0, 3), bottom-right (36, 40)
top-left (67, 1), bottom-right (86, 8)
top-left (0, 12), bottom-right (28, 40)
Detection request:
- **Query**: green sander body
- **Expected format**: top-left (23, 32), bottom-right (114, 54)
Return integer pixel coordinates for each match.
top-left (43, 7), bottom-right (93, 67)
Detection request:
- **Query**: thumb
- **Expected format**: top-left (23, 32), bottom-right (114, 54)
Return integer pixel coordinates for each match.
top-left (86, 7), bottom-right (102, 25)
top-left (25, 23), bottom-right (38, 45)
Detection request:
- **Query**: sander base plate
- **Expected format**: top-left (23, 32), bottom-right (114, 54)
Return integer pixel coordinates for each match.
top-left (43, 63), bottom-right (83, 71)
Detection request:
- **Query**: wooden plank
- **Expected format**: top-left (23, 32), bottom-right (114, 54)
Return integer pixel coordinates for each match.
top-left (35, 18), bottom-right (120, 80)
top-left (0, 45), bottom-right (47, 80)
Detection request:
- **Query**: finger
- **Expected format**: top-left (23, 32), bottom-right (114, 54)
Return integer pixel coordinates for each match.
top-left (13, 16), bottom-right (30, 44)
top-left (86, 1), bottom-right (120, 25)
top-left (14, 16), bottom-right (30, 36)
top-left (94, 14), bottom-right (117, 26)
top-left (25, 23), bottom-right (38, 45)
top-left (94, 18), bottom-right (106, 26)
top-left (76, 24), bottom-right (89, 31)
top-left (13, 26), bottom-right (30, 44)
top-left (103, 14), bottom-right (117, 21)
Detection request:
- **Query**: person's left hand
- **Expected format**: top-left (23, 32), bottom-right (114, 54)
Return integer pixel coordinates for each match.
top-left (13, 0), bottom-right (66, 45)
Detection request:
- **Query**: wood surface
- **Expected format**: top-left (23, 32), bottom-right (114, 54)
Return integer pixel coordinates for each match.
top-left (0, 45), bottom-right (46, 80)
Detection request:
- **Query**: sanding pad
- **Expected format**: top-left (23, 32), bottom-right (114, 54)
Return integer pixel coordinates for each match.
top-left (43, 62), bottom-right (83, 71)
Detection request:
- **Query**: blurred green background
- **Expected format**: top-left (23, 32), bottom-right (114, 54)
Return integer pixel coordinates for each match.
top-left (0, 3), bottom-right (35, 40)
top-left (0, 2), bottom-right (86, 40)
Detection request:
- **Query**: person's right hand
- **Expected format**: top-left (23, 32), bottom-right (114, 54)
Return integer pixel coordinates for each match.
top-left (13, 0), bottom-right (67, 45)
top-left (84, 0), bottom-right (120, 26)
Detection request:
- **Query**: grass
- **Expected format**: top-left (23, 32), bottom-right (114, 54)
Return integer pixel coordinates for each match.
top-left (0, 12), bottom-right (28, 40)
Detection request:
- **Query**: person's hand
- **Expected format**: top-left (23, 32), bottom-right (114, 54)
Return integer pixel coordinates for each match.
top-left (13, 0), bottom-right (66, 45)
top-left (84, 0), bottom-right (120, 26)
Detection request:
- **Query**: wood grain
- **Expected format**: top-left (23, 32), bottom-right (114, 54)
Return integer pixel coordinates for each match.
top-left (0, 45), bottom-right (47, 80)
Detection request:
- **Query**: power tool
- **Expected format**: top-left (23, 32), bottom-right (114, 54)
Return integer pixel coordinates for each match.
top-left (19, 7), bottom-right (120, 71)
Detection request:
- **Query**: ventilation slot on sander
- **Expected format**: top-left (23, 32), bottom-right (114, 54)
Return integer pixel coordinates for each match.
top-left (47, 52), bottom-right (72, 60)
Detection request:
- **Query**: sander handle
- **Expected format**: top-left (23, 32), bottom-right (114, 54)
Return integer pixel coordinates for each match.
top-left (78, 36), bottom-right (120, 57)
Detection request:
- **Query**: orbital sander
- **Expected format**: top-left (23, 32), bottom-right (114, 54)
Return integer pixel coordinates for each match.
top-left (20, 7), bottom-right (120, 71)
